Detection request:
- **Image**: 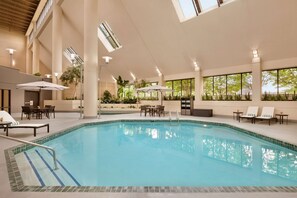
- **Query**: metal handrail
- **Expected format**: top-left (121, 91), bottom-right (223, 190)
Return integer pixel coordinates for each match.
top-left (0, 135), bottom-right (58, 170)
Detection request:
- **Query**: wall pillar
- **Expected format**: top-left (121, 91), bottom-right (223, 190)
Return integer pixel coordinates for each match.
top-left (83, 0), bottom-right (98, 118)
top-left (32, 36), bottom-right (40, 74)
top-left (52, 0), bottom-right (63, 100)
top-left (158, 74), bottom-right (165, 105)
top-left (25, 37), bottom-right (32, 74)
top-left (194, 70), bottom-right (202, 102)
top-left (252, 62), bottom-right (262, 103)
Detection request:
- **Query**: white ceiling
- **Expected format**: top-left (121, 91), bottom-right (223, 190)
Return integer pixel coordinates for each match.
top-left (37, 0), bottom-right (297, 82)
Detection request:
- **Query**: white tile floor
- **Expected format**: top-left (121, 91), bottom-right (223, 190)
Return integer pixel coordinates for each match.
top-left (1, 112), bottom-right (297, 198)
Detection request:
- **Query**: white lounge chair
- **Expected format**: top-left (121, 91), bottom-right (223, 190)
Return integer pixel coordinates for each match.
top-left (239, 106), bottom-right (259, 123)
top-left (0, 111), bottom-right (49, 137)
top-left (254, 107), bottom-right (277, 125)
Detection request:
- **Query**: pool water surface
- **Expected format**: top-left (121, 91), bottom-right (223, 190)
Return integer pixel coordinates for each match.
top-left (24, 121), bottom-right (297, 187)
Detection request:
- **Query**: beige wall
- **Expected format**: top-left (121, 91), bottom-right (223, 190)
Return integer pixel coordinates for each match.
top-left (62, 81), bottom-right (116, 100)
top-left (0, 65), bottom-right (41, 113)
top-left (0, 29), bottom-right (26, 72)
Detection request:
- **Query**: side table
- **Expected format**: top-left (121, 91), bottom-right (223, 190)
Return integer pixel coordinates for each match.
top-left (0, 121), bottom-right (12, 136)
top-left (275, 114), bottom-right (288, 125)
top-left (233, 111), bottom-right (243, 121)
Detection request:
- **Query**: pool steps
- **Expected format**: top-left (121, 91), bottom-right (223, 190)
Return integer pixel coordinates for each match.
top-left (169, 111), bottom-right (179, 122)
top-left (15, 149), bottom-right (80, 186)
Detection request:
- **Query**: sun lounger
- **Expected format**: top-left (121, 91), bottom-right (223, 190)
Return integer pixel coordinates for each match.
top-left (239, 106), bottom-right (259, 123)
top-left (254, 107), bottom-right (277, 125)
top-left (0, 111), bottom-right (49, 137)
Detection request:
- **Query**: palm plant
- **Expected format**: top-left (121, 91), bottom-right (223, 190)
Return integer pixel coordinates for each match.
top-left (115, 76), bottom-right (129, 100)
top-left (60, 65), bottom-right (81, 98)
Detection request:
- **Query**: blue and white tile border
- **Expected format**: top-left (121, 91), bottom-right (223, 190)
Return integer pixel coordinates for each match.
top-left (5, 119), bottom-right (297, 193)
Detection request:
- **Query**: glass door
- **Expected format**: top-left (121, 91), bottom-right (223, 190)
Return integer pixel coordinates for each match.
top-left (0, 89), bottom-right (11, 114)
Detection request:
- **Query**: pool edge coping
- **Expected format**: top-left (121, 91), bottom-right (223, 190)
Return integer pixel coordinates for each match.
top-left (5, 119), bottom-right (297, 193)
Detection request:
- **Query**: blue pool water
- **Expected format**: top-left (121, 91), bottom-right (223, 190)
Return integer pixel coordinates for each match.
top-left (32, 121), bottom-right (297, 186)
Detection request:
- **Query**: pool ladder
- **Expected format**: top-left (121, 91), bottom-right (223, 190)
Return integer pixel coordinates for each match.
top-left (169, 111), bottom-right (179, 123)
top-left (0, 135), bottom-right (58, 170)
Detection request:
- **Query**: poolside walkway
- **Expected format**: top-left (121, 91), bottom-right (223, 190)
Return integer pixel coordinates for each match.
top-left (1, 112), bottom-right (297, 198)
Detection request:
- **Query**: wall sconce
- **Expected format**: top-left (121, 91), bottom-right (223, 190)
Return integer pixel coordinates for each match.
top-left (54, 72), bottom-right (59, 78)
top-left (156, 67), bottom-right (162, 76)
top-left (252, 49), bottom-right (260, 63)
top-left (130, 72), bottom-right (136, 81)
top-left (45, 74), bottom-right (51, 78)
top-left (112, 75), bottom-right (117, 82)
top-left (6, 48), bottom-right (16, 67)
top-left (102, 56), bottom-right (112, 64)
top-left (252, 49), bottom-right (259, 58)
top-left (193, 61), bottom-right (200, 71)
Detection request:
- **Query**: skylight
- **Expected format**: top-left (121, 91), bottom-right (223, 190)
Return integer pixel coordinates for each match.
top-left (199, 0), bottom-right (218, 11)
top-left (172, 0), bottom-right (230, 22)
top-left (97, 21), bottom-right (122, 52)
top-left (178, 0), bottom-right (196, 20)
top-left (63, 47), bottom-right (84, 65)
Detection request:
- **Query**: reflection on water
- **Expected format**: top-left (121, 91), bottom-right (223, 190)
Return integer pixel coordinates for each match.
top-left (202, 135), bottom-right (253, 168)
top-left (121, 123), bottom-right (196, 154)
top-left (262, 146), bottom-right (297, 181)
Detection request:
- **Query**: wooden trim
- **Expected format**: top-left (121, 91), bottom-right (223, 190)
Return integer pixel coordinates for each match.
top-left (192, 0), bottom-right (201, 14)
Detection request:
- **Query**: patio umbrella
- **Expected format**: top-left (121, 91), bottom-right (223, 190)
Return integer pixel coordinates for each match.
top-left (136, 85), bottom-right (173, 105)
top-left (16, 81), bottom-right (68, 106)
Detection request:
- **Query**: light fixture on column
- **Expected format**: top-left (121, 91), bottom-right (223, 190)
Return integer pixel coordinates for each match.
top-left (252, 49), bottom-right (260, 63)
top-left (130, 72), bottom-right (136, 81)
top-left (54, 72), bottom-right (59, 78)
top-left (193, 61), bottom-right (200, 71)
top-left (102, 56), bottom-right (112, 64)
top-left (112, 75), bottom-right (117, 82)
top-left (6, 48), bottom-right (16, 67)
top-left (156, 67), bottom-right (162, 76)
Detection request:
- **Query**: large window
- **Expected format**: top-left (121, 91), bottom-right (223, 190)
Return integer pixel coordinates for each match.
top-left (199, 0), bottom-right (218, 11)
top-left (203, 72), bottom-right (252, 101)
top-left (173, 0), bottom-right (229, 22)
top-left (98, 21), bottom-right (122, 52)
top-left (262, 67), bottom-right (297, 101)
top-left (138, 82), bottom-right (158, 100)
top-left (165, 78), bottom-right (195, 100)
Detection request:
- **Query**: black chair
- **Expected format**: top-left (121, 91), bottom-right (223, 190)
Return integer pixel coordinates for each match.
top-left (155, 105), bottom-right (165, 117)
top-left (45, 105), bottom-right (55, 118)
top-left (21, 106), bottom-right (34, 120)
top-left (140, 105), bottom-right (150, 116)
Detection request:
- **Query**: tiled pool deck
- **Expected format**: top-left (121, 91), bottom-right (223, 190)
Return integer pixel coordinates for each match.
top-left (1, 112), bottom-right (297, 198)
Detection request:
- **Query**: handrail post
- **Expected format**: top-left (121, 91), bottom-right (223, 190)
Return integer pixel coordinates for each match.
top-left (0, 135), bottom-right (58, 170)
top-left (51, 150), bottom-right (58, 170)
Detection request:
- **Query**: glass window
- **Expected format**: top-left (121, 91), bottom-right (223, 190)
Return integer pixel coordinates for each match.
top-left (262, 70), bottom-right (277, 94)
top-left (191, 78), bottom-right (195, 97)
top-left (165, 81), bottom-right (173, 98)
top-left (227, 74), bottom-right (241, 95)
top-left (181, 79), bottom-right (191, 98)
top-left (178, 0), bottom-right (197, 19)
top-left (242, 73), bottom-right (252, 95)
top-left (98, 21), bottom-right (122, 52)
top-left (278, 68), bottom-right (297, 94)
top-left (199, 0), bottom-right (218, 11)
top-left (214, 76), bottom-right (226, 97)
top-left (173, 80), bottom-right (182, 97)
top-left (203, 77), bottom-right (213, 95)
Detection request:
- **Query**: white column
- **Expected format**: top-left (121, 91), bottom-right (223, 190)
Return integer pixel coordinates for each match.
top-left (195, 70), bottom-right (202, 102)
top-left (83, 0), bottom-right (98, 118)
top-left (252, 62), bottom-right (262, 103)
top-left (25, 37), bottom-right (32, 74)
top-left (158, 74), bottom-right (165, 105)
top-left (32, 38), bottom-right (40, 74)
top-left (52, 0), bottom-right (63, 100)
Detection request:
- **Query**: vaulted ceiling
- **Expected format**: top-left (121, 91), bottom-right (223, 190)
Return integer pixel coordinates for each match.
top-left (4, 0), bottom-right (297, 82)
top-left (0, 0), bottom-right (40, 33)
